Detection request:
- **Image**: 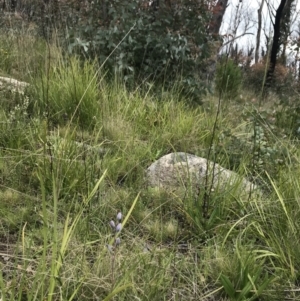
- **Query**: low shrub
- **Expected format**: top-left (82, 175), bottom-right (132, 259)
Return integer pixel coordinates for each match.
top-left (215, 57), bottom-right (242, 99)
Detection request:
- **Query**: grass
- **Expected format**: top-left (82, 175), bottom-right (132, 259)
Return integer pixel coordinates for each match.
top-left (0, 29), bottom-right (300, 301)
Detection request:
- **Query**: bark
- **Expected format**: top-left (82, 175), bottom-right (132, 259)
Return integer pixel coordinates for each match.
top-left (280, 0), bottom-right (295, 65)
top-left (265, 0), bottom-right (287, 88)
top-left (209, 0), bottom-right (229, 37)
top-left (255, 0), bottom-right (265, 64)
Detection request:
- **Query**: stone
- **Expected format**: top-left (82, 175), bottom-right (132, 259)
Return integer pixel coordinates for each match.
top-left (0, 76), bottom-right (29, 94)
top-left (146, 152), bottom-right (257, 198)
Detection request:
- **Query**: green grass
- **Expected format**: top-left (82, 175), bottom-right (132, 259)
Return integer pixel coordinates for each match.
top-left (0, 30), bottom-right (300, 301)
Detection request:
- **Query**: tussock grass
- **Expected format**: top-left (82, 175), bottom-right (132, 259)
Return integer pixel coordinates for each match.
top-left (0, 31), bottom-right (300, 301)
top-left (0, 26), bottom-right (55, 80)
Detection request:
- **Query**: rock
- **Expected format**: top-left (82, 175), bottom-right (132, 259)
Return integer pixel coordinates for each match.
top-left (0, 76), bottom-right (29, 94)
top-left (146, 152), bottom-right (257, 198)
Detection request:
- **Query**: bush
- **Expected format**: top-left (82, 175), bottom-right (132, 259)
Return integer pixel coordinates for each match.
top-left (244, 61), bottom-right (294, 98)
top-left (66, 0), bottom-right (213, 103)
top-left (215, 57), bottom-right (242, 99)
top-left (31, 56), bottom-right (100, 129)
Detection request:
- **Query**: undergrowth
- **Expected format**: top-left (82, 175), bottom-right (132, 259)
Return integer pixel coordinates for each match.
top-left (0, 30), bottom-right (299, 301)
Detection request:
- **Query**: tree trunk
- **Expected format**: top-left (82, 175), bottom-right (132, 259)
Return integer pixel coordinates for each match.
top-left (209, 0), bottom-right (229, 37)
top-left (265, 0), bottom-right (287, 88)
top-left (279, 0), bottom-right (295, 65)
top-left (255, 0), bottom-right (265, 64)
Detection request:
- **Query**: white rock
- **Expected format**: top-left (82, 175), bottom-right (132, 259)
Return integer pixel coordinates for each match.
top-left (0, 76), bottom-right (29, 94)
top-left (146, 152), bottom-right (257, 198)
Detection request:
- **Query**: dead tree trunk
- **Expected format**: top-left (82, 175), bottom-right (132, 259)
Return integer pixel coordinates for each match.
top-left (280, 0), bottom-right (295, 65)
top-left (265, 0), bottom-right (287, 88)
top-left (255, 0), bottom-right (265, 64)
top-left (209, 0), bottom-right (229, 37)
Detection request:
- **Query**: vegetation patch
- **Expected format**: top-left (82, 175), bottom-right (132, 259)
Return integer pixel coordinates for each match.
top-left (0, 22), bottom-right (300, 301)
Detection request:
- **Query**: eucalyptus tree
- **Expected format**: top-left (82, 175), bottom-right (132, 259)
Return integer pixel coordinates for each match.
top-left (65, 0), bottom-right (227, 102)
top-left (255, 0), bottom-right (265, 64)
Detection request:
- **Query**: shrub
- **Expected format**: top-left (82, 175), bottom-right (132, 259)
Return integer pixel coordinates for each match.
top-left (215, 57), bottom-right (242, 99)
top-left (32, 56), bottom-right (100, 129)
top-left (244, 61), bottom-right (294, 98)
top-left (65, 0), bottom-right (213, 103)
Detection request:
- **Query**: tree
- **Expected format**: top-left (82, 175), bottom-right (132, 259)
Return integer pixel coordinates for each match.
top-left (255, 0), bottom-right (265, 64)
top-left (209, 0), bottom-right (229, 37)
top-left (265, 0), bottom-right (287, 88)
top-left (279, 0), bottom-right (296, 65)
top-left (64, 0), bottom-right (220, 102)
top-left (220, 0), bottom-right (255, 56)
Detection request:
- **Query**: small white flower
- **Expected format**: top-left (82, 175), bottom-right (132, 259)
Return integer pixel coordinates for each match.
top-left (116, 212), bottom-right (122, 221)
top-left (115, 237), bottom-right (121, 246)
top-left (109, 220), bottom-right (116, 229)
top-left (116, 223), bottom-right (122, 232)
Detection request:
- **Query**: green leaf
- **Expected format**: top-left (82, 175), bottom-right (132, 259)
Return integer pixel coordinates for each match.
top-left (220, 274), bottom-right (236, 299)
top-left (238, 280), bottom-right (253, 301)
top-left (103, 283), bottom-right (133, 301)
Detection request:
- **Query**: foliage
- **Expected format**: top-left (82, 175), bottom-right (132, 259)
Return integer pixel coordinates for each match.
top-left (210, 106), bottom-right (290, 186)
top-left (0, 28), bottom-right (47, 79)
top-left (243, 61), bottom-right (295, 98)
top-left (215, 57), bottom-right (242, 99)
top-left (220, 247), bottom-right (274, 301)
top-left (2, 33), bottom-right (300, 300)
top-left (66, 0), bottom-right (212, 103)
top-left (31, 56), bottom-right (101, 129)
